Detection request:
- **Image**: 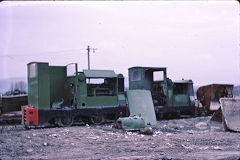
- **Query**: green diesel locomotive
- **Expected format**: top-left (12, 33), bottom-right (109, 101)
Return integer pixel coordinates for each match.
top-left (129, 67), bottom-right (195, 119)
top-left (22, 62), bottom-right (126, 127)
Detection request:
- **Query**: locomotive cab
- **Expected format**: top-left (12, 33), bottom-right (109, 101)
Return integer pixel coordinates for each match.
top-left (129, 67), bottom-right (168, 107)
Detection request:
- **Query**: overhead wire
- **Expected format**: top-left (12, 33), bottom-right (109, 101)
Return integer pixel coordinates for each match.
top-left (0, 48), bottom-right (87, 58)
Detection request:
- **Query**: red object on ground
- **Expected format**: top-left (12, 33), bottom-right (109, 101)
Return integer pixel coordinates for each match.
top-left (22, 106), bottom-right (38, 126)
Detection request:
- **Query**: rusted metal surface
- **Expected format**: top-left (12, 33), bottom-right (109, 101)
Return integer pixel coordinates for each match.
top-left (197, 84), bottom-right (233, 113)
top-left (210, 107), bottom-right (222, 122)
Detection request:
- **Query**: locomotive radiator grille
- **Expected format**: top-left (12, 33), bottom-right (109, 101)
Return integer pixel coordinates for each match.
top-left (21, 106), bottom-right (39, 126)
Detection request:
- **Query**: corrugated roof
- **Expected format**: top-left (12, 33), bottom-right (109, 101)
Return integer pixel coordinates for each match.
top-left (83, 69), bottom-right (117, 78)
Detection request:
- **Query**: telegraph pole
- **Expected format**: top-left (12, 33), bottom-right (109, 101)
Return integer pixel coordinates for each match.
top-left (86, 45), bottom-right (97, 70)
top-left (87, 45), bottom-right (90, 70)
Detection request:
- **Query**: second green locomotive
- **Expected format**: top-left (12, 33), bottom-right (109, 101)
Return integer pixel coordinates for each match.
top-left (128, 67), bottom-right (195, 119)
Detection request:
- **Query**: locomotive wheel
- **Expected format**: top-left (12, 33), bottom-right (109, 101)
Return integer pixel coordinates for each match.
top-left (82, 115), bottom-right (104, 125)
top-left (56, 117), bottom-right (73, 127)
top-left (90, 115), bottom-right (104, 125)
top-left (82, 117), bottom-right (91, 125)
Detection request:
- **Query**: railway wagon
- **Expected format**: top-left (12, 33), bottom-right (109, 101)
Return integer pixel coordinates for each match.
top-left (22, 62), bottom-right (126, 127)
top-left (1, 95), bottom-right (28, 114)
top-left (196, 84), bottom-right (233, 115)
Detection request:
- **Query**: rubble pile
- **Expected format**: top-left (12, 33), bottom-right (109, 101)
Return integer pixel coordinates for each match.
top-left (1, 116), bottom-right (240, 159)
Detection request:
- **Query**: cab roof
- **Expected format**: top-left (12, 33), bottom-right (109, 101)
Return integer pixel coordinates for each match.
top-left (174, 79), bottom-right (193, 84)
top-left (129, 66), bottom-right (166, 72)
top-left (83, 69), bottom-right (117, 78)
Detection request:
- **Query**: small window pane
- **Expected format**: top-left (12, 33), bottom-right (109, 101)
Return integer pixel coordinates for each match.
top-left (153, 71), bottom-right (163, 81)
top-left (29, 63), bottom-right (37, 78)
top-left (67, 64), bottom-right (76, 77)
top-left (131, 71), bottom-right (141, 81)
top-left (87, 78), bottom-right (104, 84)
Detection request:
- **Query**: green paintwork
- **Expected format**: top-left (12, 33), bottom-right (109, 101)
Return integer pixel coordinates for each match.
top-left (189, 96), bottom-right (195, 106)
top-left (117, 90), bottom-right (156, 130)
top-left (167, 88), bottom-right (173, 106)
top-left (76, 72), bottom-right (87, 108)
top-left (172, 80), bottom-right (195, 107)
top-left (128, 66), bottom-right (195, 109)
top-left (86, 96), bottom-right (118, 107)
top-left (129, 67), bottom-right (169, 107)
top-left (126, 90), bottom-right (157, 126)
top-left (27, 62), bottom-right (126, 110)
top-left (118, 94), bottom-right (126, 106)
top-left (118, 116), bottom-right (145, 131)
top-left (28, 62), bottom-right (50, 109)
top-left (129, 67), bottom-right (167, 90)
top-left (49, 66), bottom-right (66, 107)
top-left (173, 94), bottom-right (189, 106)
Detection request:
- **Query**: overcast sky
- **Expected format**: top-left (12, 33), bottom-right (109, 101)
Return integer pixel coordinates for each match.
top-left (0, 1), bottom-right (239, 86)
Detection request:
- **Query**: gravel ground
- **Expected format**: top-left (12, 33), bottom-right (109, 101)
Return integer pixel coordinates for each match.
top-left (1, 116), bottom-right (240, 160)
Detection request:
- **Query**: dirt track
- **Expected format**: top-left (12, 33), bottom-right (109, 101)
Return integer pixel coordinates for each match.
top-left (1, 116), bottom-right (240, 160)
